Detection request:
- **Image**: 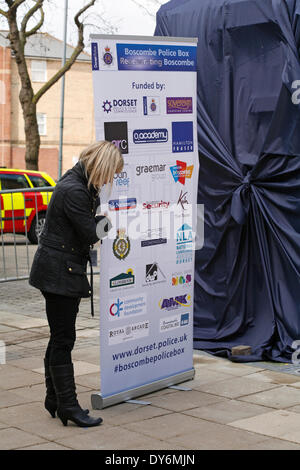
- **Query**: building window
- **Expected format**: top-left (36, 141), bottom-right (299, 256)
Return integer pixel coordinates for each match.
top-left (31, 60), bottom-right (47, 82)
top-left (37, 113), bottom-right (47, 136)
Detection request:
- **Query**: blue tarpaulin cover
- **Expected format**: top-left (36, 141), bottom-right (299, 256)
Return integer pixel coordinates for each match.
top-left (155, 0), bottom-right (300, 362)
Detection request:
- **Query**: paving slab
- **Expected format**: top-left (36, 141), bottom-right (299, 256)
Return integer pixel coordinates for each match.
top-left (0, 312), bottom-right (48, 330)
top-left (195, 375), bottom-right (280, 399)
top-left (247, 370), bottom-right (300, 385)
top-left (229, 409), bottom-right (300, 440)
top-left (0, 389), bottom-right (39, 409)
top-left (166, 420), bottom-right (265, 450)
top-left (0, 427), bottom-right (46, 450)
top-left (123, 412), bottom-right (207, 441)
top-left (182, 398), bottom-right (274, 424)
top-left (239, 385), bottom-right (300, 409)
top-left (18, 442), bottom-right (72, 450)
top-left (0, 364), bottom-right (43, 390)
top-left (204, 361), bottom-right (263, 377)
top-left (33, 360), bottom-right (99, 377)
top-left (143, 389), bottom-right (224, 412)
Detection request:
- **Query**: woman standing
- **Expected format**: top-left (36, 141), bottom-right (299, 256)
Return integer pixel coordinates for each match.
top-left (29, 141), bottom-right (124, 428)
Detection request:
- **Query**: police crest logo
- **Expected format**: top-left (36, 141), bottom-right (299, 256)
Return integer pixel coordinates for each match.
top-left (103, 46), bottom-right (113, 65)
top-left (113, 228), bottom-right (130, 260)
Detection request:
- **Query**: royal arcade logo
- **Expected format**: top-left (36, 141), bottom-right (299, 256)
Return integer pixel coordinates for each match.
top-left (113, 228), bottom-right (130, 260)
top-left (104, 121), bottom-right (129, 154)
top-left (172, 121), bottom-right (194, 153)
top-left (102, 98), bottom-right (138, 115)
top-left (160, 313), bottom-right (190, 333)
top-left (109, 269), bottom-right (135, 289)
top-left (143, 96), bottom-right (160, 116)
top-left (109, 293), bottom-right (147, 321)
top-left (159, 294), bottom-right (192, 311)
top-left (176, 223), bottom-right (193, 265)
top-left (167, 97), bottom-right (193, 114)
top-left (170, 161), bottom-right (194, 185)
top-left (144, 262), bottom-right (166, 286)
top-left (108, 320), bottom-right (150, 346)
top-left (133, 128), bottom-right (168, 144)
top-left (108, 198), bottom-right (137, 211)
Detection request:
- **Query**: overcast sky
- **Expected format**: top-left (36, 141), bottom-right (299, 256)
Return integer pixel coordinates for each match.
top-left (42, 0), bottom-right (168, 45)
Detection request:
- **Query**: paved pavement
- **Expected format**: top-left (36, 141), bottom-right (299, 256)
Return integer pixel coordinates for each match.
top-left (2, 279), bottom-right (300, 450)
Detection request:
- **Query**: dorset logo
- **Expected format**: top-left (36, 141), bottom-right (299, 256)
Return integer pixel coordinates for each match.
top-left (113, 228), bottom-right (130, 260)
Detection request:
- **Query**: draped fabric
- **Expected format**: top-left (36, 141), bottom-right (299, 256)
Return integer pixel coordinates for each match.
top-left (155, 0), bottom-right (300, 362)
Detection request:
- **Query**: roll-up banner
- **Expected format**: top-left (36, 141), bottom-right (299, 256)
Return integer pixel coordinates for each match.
top-left (90, 35), bottom-right (199, 409)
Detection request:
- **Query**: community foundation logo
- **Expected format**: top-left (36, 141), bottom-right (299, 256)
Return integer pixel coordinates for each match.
top-left (172, 121), bottom-right (194, 153)
top-left (113, 228), bottom-right (131, 260)
top-left (104, 121), bottom-right (129, 154)
top-left (109, 269), bottom-right (135, 289)
top-left (109, 293), bottom-right (147, 320)
top-left (170, 161), bottom-right (194, 185)
top-left (143, 96), bottom-right (160, 115)
top-left (167, 97), bottom-right (193, 114)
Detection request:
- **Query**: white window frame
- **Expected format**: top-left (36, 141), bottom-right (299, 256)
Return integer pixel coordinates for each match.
top-left (31, 60), bottom-right (47, 83)
top-left (37, 113), bottom-right (47, 136)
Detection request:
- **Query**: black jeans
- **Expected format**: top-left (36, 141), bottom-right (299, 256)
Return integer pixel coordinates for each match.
top-left (42, 291), bottom-right (81, 366)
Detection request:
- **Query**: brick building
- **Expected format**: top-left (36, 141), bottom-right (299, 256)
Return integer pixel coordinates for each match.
top-left (0, 31), bottom-right (95, 180)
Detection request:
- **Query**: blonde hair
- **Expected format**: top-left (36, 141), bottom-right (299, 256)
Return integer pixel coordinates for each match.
top-left (79, 141), bottom-right (124, 191)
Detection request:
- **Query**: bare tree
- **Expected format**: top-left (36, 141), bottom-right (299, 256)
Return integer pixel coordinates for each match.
top-left (131, 0), bottom-right (166, 18)
top-left (0, 0), bottom-right (97, 170)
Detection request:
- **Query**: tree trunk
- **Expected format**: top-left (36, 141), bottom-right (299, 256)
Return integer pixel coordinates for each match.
top-left (7, 8), bottom-right (40, 170)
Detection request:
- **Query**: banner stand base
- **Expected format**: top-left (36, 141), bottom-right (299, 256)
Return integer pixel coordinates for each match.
top-left (91, 368), bottom-right (195, 409)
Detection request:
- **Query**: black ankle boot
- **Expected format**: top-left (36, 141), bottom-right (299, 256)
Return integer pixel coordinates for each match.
top-left (50, 363), bottom-right (103, 428)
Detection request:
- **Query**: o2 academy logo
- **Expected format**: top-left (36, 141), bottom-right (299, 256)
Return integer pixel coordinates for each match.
top-left (113, 228), bottom-right (130, 260)
top-left (102, 98), bottom-right (137, 114)
top-left (159, 294), bottom-right (192, 311)
top-left (133, 128), bottom-right (168, 144)
top-left (104, 122), bottom-right (128, 154)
